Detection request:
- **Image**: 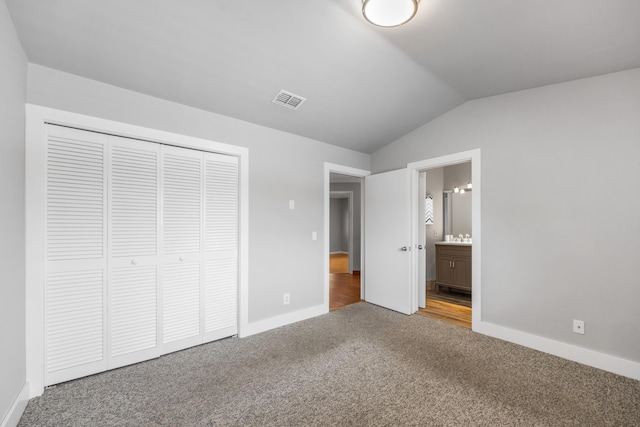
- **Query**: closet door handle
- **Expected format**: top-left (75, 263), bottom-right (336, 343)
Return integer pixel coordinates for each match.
top-left (449, 261), bottom-right (452, 268)
top-left (452, 261), bottom-right (455, 269)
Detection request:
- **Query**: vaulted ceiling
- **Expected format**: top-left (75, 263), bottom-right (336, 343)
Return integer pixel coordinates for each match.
top-left (7, 0), bottom-right (640, 153)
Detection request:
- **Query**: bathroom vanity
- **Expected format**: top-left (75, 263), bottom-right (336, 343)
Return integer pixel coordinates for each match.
top-left (435, 242), bottom-right (471, 294)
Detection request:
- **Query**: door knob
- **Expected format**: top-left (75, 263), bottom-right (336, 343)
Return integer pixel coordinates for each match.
top-left (179, 256), bottom-right (185, 261)
top-left (417, 244), bottom-right (424, 250)
top-left (131, 259), bottom-right (138, 265)
top-left (400, 246), bottom-right (408, 251)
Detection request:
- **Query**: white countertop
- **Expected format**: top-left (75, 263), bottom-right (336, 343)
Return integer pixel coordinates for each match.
top-left (435, 241), bottom-right (472, 246)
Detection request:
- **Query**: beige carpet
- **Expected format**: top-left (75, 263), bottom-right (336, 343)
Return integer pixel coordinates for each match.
top-left (19, 303), bottom-right (640, 426)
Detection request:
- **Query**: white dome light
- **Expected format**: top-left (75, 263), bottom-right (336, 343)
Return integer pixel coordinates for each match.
top-left (362, 0), bottom-right (419, 28)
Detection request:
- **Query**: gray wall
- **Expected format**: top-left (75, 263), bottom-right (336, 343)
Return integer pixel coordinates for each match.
top-left (0, 1), bottom-right (27, 422)
top-left (26, 64), bottom-right (370, 324)
top-left (372, 68), bottom-right (640, 363)
top-left (329, 198), bottom-right (348, 253)
top-left (330, 182), bottom-right (362, 270)
top-left (443, 162), bottom-right (471, 190)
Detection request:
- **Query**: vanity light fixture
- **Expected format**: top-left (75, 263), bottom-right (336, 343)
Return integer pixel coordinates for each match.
top-left (460, 188), bottom-right (465, 194)
top-left (467, 182), bottom-right (473, 189)
top-left (362, 0), bottom-right (420, 28)
top-left (454, 187), bottom-right (460, 193)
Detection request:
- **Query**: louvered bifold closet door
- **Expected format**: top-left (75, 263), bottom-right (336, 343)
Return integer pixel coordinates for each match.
top-left (203, 153), bottom-right (239, 342)
top-left (108, 137), bottom-right (161, 368)
top-left (44, 125), bottom-right (108, 386)
top-left (161, 145), bottom-right (203, 354)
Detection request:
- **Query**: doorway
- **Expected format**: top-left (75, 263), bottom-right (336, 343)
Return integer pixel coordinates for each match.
top-left (324, 164), bottom-right (370, 313)
top-left (329, 177), bottom-right (361, 310)
top-left (417, 164), bottom-right (472, 328)
top-left (408, 149), bottom-right (481, 330)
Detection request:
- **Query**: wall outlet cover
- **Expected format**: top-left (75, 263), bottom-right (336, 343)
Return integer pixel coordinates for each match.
top-left (573, 319), bottom-right (585, 335)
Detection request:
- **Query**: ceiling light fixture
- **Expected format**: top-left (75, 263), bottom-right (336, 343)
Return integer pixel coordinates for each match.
top-left (362, 0), bottom-right (419, 28)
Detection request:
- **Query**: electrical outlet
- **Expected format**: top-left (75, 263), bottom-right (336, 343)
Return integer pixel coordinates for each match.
top-left (434, 230), bottom-right (438, 237)
top-left (573, 319), bottom-right (585, 335)
top-left (283, 293), bottom-right (290, 305)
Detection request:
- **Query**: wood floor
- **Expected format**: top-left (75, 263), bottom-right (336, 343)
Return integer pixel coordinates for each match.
top-left (329, 253), bottom-right (470, 328)
top-left (418, 296), bottom-right (472, 329)
top-left (329, 253), bottom-right (362, 311)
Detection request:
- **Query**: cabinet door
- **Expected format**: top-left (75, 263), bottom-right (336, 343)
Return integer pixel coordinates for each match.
top-left (44, 125), bottom-right (108, 386)
top-left (452, 257), bottom-right (471, 290)
top-left (108, 137), bottom-right (160, 368)
top-left (436, 255), bottom-right (454, 284)
top-left (202, 153), bottom-right (239, 342)
top-left (161, 145), bottom-right (203, 353)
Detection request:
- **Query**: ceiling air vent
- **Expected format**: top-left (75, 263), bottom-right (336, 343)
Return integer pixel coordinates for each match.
top-left (272, 90), bottom-right (306, 110)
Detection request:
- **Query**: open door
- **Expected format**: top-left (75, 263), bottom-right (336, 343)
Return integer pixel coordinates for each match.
top-left (364, 169), bottom-right (413, 315)
top-left (418, 172), bottom-right (427, 309)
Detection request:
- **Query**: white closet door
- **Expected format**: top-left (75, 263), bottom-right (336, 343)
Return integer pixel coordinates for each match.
top-left (161, 145), bottom-right (203, 353)
top-left (108, 137), bottom-right (161, 368)
top-left (203, 153), bottom-right (239, 341)
top-left (44, 125), bottom-right (108, 386)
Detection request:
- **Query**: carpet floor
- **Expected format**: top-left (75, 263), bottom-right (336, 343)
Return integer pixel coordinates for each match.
top-left (19, 303), bottom-right (640, 426)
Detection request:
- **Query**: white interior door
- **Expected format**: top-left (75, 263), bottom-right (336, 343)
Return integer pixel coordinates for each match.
top-left (161, 145), bottom-right (203, 353)
top-left (202, 152), bottom-right (239, 342)
top-left (108, 136), bottom-right (161, 368)
top-left (418, 173), bottom-right (427, 309)
top-left (44, 125), bottom-right (108, 386)
top-left (364, 168), bottom-right (413, 315)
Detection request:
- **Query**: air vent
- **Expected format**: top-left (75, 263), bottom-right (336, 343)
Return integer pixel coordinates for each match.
top-left (272, 90), bottom-right (306, 110)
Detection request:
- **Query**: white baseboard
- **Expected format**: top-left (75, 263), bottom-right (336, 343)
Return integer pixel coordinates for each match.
top-left (1, 382), bottom-right (29, 427)
top-left (474, 321), bottom-right (640, 381)
top-left (241, 304), bottom-right (326, 338)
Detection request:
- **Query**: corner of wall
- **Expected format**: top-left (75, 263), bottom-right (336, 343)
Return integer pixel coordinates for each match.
top-left (0, 383), bottom-right (29, 427)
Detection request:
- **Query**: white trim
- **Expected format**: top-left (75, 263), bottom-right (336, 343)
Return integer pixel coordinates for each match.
top-left (329, 251), bottom-right (348, 255)
top-left (25, 104), bottom-right (249, 396)
top-left (475, 322), bottom-right (640, 381)
top-left (407, 149), bottom-right (481, 326)
top-left (1, 382), bottom-right (29, 427)
top-left (242, 304), bottom-right (326, 337)
top-left (330, 191), bottom-right (354, 274)
top-left (324, 163), bottom-right (370, 311)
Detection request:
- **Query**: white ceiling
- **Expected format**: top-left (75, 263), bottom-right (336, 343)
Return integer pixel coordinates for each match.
top-left (7, 0), bottom-right (640, 154)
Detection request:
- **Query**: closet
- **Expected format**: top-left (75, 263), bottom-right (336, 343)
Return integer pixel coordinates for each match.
top-left (44, 124), bottom-right (239, 386)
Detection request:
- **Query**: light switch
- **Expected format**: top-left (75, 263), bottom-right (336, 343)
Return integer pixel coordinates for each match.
top-left (289, 200), bottom-right (295, 210)
top-left (312, 231), bottom-right (317, 241)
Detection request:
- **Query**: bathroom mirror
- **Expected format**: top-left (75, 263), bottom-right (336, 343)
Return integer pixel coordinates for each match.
top-left (443, 191), bottom-right (472, 237)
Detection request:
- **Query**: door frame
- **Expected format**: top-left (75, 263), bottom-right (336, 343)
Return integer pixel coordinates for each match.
top-left (25, 105), bottom-right (249, 397)
top-left (408, 149), bottom-right (481, 329)
top-left (324, 163), bottom-right (370, 311)
top-left (329, 191), bottom-right (354, 274)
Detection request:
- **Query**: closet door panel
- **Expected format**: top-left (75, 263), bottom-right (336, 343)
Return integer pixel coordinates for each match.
top-left (162, 146), bottom-right (202, 257)
top-left (46, 127), bottom-right (106, 262)
top-left (161, 146), bottom-right (203, 352)
top-left (110, 266), bottom-right (157, 358)
top-left (110, 140), bottom-right (160, 259)
top-left (163, 261), bottom-right (201, 347)
top-left (108, 137), bottom-right (160, 367)
top-left (44, 125), bottom-right (108, 386)
top-left (203, 154), bottom-right (239, 340)
top-left (45, 270), bottom-right (105, 385)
